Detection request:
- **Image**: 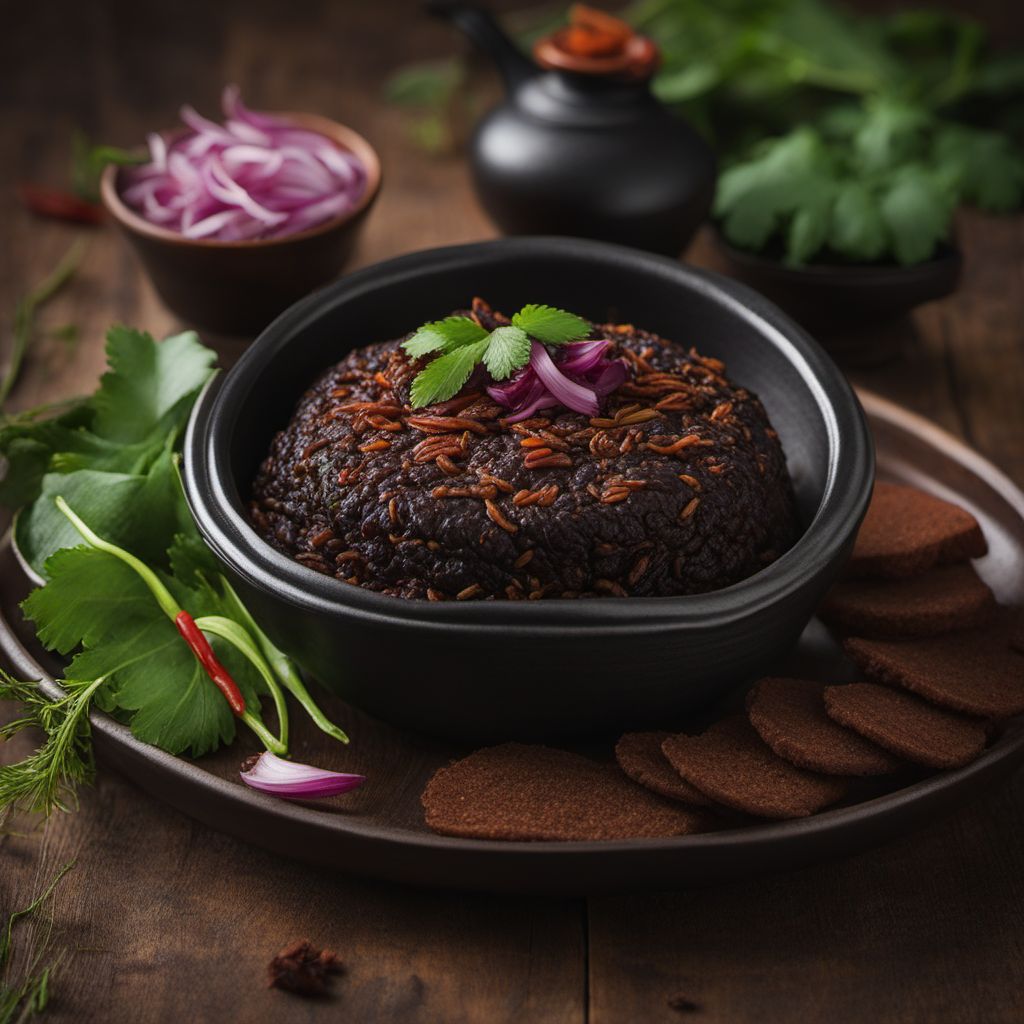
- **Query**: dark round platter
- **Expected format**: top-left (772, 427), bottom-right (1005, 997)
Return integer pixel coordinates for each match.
top-left (2, 391), bottom-right (1022, 895)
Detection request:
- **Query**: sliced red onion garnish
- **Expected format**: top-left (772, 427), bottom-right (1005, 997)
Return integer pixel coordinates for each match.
top-left (119, 85), bottom-right (367, 242)
top-left (240, 751), bottom-right (366, 800)
top-left (488, 339), bottom-right (628, 422)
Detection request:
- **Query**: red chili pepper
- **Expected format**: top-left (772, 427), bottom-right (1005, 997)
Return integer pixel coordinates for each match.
top-left (17, 184), bottom-right (105, 225)
top-left (174, 610), bottom-right (247, 717)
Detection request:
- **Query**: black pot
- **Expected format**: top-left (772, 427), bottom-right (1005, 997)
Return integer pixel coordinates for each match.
top-left (713, 231), bottom-right (963, 334)
top-left (181, 237), bottom-right (873, 743)
top-left (429, 3), bottom-right (717, 256)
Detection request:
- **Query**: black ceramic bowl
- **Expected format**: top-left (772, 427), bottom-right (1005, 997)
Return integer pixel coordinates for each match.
top-left (182, 237), bottom-right (873, 743)
top-left (712, 230), bottom-right (962, 334)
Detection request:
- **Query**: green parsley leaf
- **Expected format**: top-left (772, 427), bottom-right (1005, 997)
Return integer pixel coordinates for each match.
top-left (410, 338), bottom-right (489, 408)
top-left (852, 97), bottom-right (931, 174)
top-left (828, 182), bottom-right (887, 262)
top-left (15, 435), bottom-right (181, 577)
top-left (481, 325), bottom-right (530, 381)
top-left (715, 129), bottom-right (837, 256)
top-left (0, 327), bottom-right (214, 511)
top-left (933, 125), bottom-right (1024, 213)
top-left (511, 304), bottom-right (590, 345)
top-left (22, 544), bottom-right (270, 758)
top-left (92, 327), bottom-right (215, 443)
top-left (879, 166), bottom-right (954, 265)
top-left (786, 180), bottom-right (835, 264)
top-left (402, 317), bottom-right (487, 358)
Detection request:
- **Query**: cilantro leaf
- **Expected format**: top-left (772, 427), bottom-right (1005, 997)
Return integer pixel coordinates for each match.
top-left (68, 615), bottom-right (236, 758)
top-left (511, 304), bottom-right (590, 344)
top-left (22, 546), bottom-right (149, 655)
top-left (482, 326), bottom-right (530, 381)
top-left (22, 544), bottom-right (271, 758)
top-left (828, 182), bottom-right (887, 262)
top-left (0, 327), bottom-right (214, 511)
top-left (402, 317), bottom-right (487, 358)
top-left (93, 327), bottom-right (215, 443)
top-left (852, 97), bottom-right (931, 173)
top-left (786, 181), bottom-right (835, 265)
top-left (410, 338), bottom-right (489, 408)
top-left (0, 403), bottom-right (92, 508)
top-left (715, 129), bottom-right (836, 256)
top-left (879, 166), bottom-right (954, 264)
top-left (934, 125), bottom-right (1024, 213)
top-left (15, 436), bottom-right (181, 576)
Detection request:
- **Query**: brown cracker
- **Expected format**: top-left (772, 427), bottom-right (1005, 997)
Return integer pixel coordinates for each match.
top-left (819, 563), bottom-right (995, 638)
top-left (615, 732), bottom-right (713, 806)
top-left (824, 683), bottom-right (986, 769)
top-left (846, 482), bottom-right (987, 580)
top-left (660, 716), bottom-right (848, 820)
top-left (844, 619), bottom-right (1024, 719)
top-left (747, 678), bottom-right (903, 776)
top-left (421, 743), bottom-right (710, 841)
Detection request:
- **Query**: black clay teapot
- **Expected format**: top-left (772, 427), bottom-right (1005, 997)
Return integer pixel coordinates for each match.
top-left (428, 1), bottom-right (717, 256)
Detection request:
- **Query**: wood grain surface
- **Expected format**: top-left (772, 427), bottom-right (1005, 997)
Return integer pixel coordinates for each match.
top-left (2, 1), bottom-right (1023, 1021)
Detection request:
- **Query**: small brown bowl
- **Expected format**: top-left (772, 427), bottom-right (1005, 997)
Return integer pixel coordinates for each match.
top-left (100, 112), bottom-right (381, 335)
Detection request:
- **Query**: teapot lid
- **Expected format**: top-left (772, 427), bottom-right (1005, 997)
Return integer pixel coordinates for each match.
top-left (533, 4), bottom-right (660, 80)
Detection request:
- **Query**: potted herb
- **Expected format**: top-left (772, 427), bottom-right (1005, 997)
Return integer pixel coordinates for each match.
top-left (390, 0), bottom-right (1024, 327)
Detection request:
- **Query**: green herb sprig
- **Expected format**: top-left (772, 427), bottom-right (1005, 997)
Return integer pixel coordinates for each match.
top-left (387, 0), bottom-right (1024, 266)
top-left (0, 327), bottom-right (350, 824)
top-left (1, 241), bottom-right (84, 413)
top-left (403, 303), bottom-right (590, 408)
top-left (0, 861), bottom-right (73, 1024)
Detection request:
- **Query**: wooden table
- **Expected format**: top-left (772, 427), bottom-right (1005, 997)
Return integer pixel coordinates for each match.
top-left (3, 3), bottom-right (1023, 1021)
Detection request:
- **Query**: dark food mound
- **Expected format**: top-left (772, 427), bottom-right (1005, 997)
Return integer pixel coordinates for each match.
top-left (250, 299), bottom-right (797, 599)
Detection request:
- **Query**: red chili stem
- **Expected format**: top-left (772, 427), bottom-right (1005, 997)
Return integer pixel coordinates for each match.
top-left (174, 610), bottom-right (247, 717)
top-left (17, 184), bottom-right (105, 225)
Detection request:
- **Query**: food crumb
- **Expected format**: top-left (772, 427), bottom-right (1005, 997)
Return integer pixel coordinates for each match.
top-left (268, 939), bottom-right (342, 996)
top-left (667, 992), bottom-right (702, 1013)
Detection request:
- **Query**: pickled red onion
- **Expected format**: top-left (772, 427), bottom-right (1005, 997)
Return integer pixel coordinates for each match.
top-left (488, 340), bottom-right (629, 422)
top-left (119, 85), bottom-right (367, 242)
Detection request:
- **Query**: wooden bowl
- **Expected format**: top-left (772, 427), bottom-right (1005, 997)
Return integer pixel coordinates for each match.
top-left (100, 113), bottom-right (381, 335)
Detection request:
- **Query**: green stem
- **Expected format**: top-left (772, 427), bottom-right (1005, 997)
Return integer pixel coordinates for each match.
top-left (56, 499), bottom-right (287, 755)
top-left (1, 241), bottom-right (85, 410)
top-left (240, 710), bottom-right (287, 756)
top-left (55, 496), bottom-right (179, 620)
top-left (217, 577), bottom-right (350, 745)
top-left (193, 615), bottom-right (289, 750)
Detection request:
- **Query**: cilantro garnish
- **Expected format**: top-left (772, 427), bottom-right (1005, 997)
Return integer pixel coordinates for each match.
top-left (0, 327), bottom-right (350, 824)
top-left (403, 303), bottom-right (590, 407)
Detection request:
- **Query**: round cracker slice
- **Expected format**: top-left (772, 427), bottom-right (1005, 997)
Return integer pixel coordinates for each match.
top-left (615, 732), bottom-right (713, 806)
top-left (819, 563), bottom-right (995, 638)
top-left (747, 678), bottom-right (902, 776)
top-left (844, 619), bottom-right (1024, 720)
top-left (846, 482), bottom-right (986, 580)
top-left (660, 716), bottom-right (848, 820)
top-left (422, 743), bottom-right (710, 841)
top-left (824, 683), bottom-right (986, 769)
